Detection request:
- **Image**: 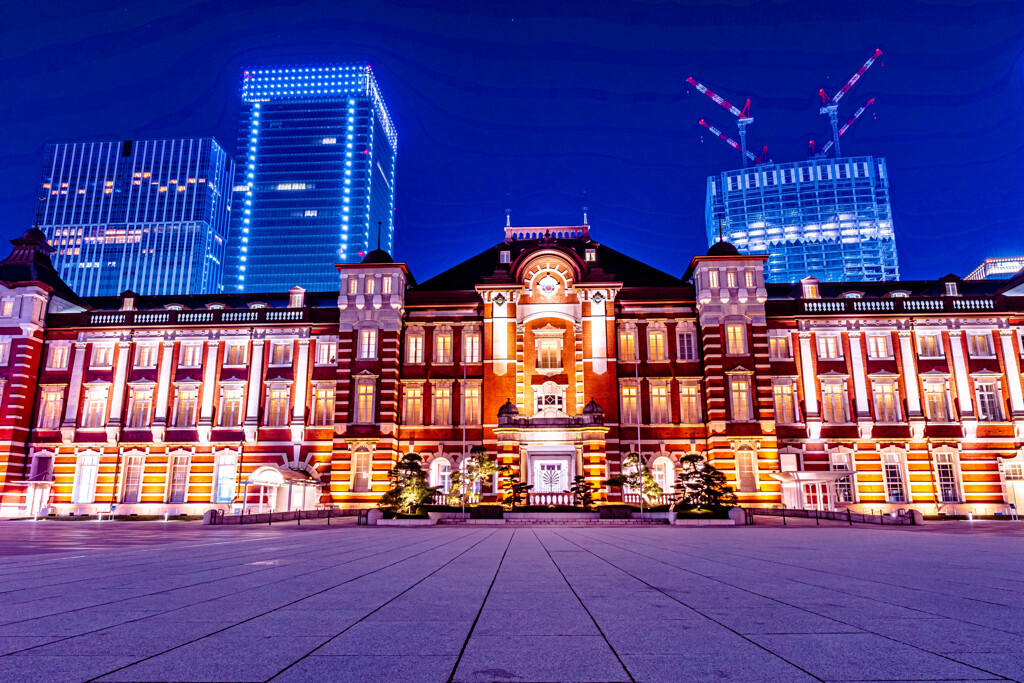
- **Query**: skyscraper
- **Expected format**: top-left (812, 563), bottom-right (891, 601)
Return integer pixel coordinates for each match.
top-left (36, 138), bottom-right (234, 297)
top-left (706, 156), bottom-right (899, 283)
top-left (227, 64), bottom-right (397, 292)
top-left (965, 256), bottom-right (1024, 281)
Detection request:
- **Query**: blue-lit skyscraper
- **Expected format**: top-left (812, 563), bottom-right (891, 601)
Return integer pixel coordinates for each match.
top-left (227, 64), bottom-right (397, 292)
top-left (36, 138), bottom-right (234, 297)
top-left (706, 156), bottom-right (899, 283)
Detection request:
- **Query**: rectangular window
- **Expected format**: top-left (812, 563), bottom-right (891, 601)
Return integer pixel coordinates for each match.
top-left (213, 452), bottom-right (237, 504)
top-left (266, 388), bottom-right (290, 426)
top-left (873, 383), bottom-right (900, 422)
top-left (269, 341), bottom-right (292, 365)
top-left (867, 335), bottom-right (891, 359)
top-left (224, 343), bottom-right (246, 366)
top-left (434, 333), bottom-right (452, 363)
top-left (677, 331), bottom-right (697, 361)
top-left (48, 345), bottom-right (69, 370)
top-left (736, 449), bottom-right (757, 492)
top-left (773, 384), bottom-right (797, 424)
top-left (649, 385), bottom-right (669, 424)
top-left (648, 331), bottom-right (666, 361)
top-left (725, 324), bottom-right (746, 355)
top-left (830, 452), bottom-right (854, 503)
top-left (975, 381), bottom-right (1002, 421)
top-left (348, 278), bottom-right (358, 295)
top-left (822, 383), bottom-right (848, 423)
top-left (433, 387), bottom-right (452, 425)
top-left (935, 452), bottom-right (960, 503)
top-left (312, 387), bottom-right (335, 426)
top-left (769, 335), bottom-right (792, 360)
top-left (91, 345), bottom-right (113, 368)
top-left (356, 383), bottom-right (375, 423)
top-left (316, 341), bottom-right (336, 366)
top-left (72, 454), bottom-right (99, 504)
top-left (121, 457), bottom-right (144, 503)
top-left (882, 452), bottom-right (906, 502)
top-left (744, 270), bottom-right (755, 288)
top-left (538, 340), bottom-right (560, 369)
top-left (618, 331), bottom-right (636, 361)
top-left (585, 249), bottom-right (596, 262)
top-left (351, 449), bottom-right (371, 493)
top-left (82, 387), bottom-right (108, 428)
top-left (135, 345), bottom-right (158, 368)
top-left (923, 382), bottom-right (949, 422)
top-left (918, 334), bottom-right (942, 358)
top-left (0, 339), bottom-right (11, 365)
top-left (463, 333), bottom-right (481, 363)
top-left (968, 332), bottom-right (992, 357)
top-left (709, 270), bottom-right (719, 288)
top-left (464, 386), bottom-right (481, 425)
top-left (0, 298), bottom-right (14, 317)
top-left (404, 387), bottom-right (423, 425)
top-left (365, 278), bottom-right (376, 295)
top-left (359, 329), bottom-right (377, 360)
top-left (167, 455), bottom-right (189, 504)
top-left (730, 378), bottom-right (751, 421)
top-left (219, 388), bottom-right (243, 427)
top-left (680, 385), bottom-right (701, 424)
top-left (126, 389), bottom-right (152, 428)
top-left (180, 343), bottom-right (202, 368)
top-left (817, 335), bottom-right (842, 359)
top-left (382, 277), bottom-right (392, 294)
top-left (726, 271), bottom-right (737, 288)
top-left (38, 390), bottom-right (64, 430)
top-left (406, 334), bottom-right (424, 363)
top-left (620, 385), bottom-right (638, 424)
top-left (173, 388), bottom-right (198, 427)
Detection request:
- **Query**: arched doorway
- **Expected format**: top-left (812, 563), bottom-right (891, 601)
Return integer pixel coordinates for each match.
top-left (245, 466), bottom-right (320, 513)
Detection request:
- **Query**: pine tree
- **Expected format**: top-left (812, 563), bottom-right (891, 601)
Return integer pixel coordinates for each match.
top-left (569, 475), bottom-right (594, 510)
top-left (605, 452), bottom-right (663, 505)
top-left (379, 452), bottom-right (437, 514)
top-left (501, 470), bottom-right (533, 510)
top-left (675, 452), bottom-right (737, 512)
top-left (450, 446), bottom-right (500, 511)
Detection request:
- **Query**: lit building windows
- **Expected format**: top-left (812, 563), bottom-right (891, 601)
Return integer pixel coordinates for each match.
top-left (708, 270), bottom-right (719, 288)
top-left (365, 278), bottom-right (376, 295)
top-left (135, 345), bottom-right (158, 369)
top-left (585, 249), bottom-right (596, 262)
top-left (0, 298), bottom-right (14, 317)
top-left (48, 345), bottom-right (69, 370)
top-left (967, 332), bottom-right (993, 357)
top-left (822, 382), bottom-right (848, 423)
top-left (311, 387), bottom-right (335, 426)
top-left (356, 383), bottom-right (375, 424)
top-left (316, 340), bottom-right (337, 365)
top-left (38, 390), bottom-right (63, 430)
top-left (918, 334), bottom-right (942, 358)
top-left (265, 388), bottom-right (290, 426)
top-left (406, 332), bottom-right (424, 363)
top-left (91, 344), bottom-right (114, 369)
top-left (648, 330), bottom-right (667, 361)
top-left (680, 385), bottom-right (701, 424)
top-left (817, 335), bottom-right (842, 359)
top-left (382, 277), bottom-right (392, 294)
top-left (538, 340), bottom-right (560, 370)
top-left (649, 384), bottom-right (670, 424)
top-left (618, 330), bottom-right (637, 361)
top-left (872, 382), bottom-right (900, 423)
top-left (432, 386), bottom-right (452, 426)
top-left (126, 388), bottom-right (153, 428)
top-left (180, 343), bottom-right (202, 368)
top-left (358, 329), bottom-right (377, 360)
top-left (975, 381), bottom-right (1003, 422)
top-left (218, 388), bottom-right (244, 427)
top-left (725, 324), bottom-right (746, 355)
top-left (172, 388), bottom-right (198, 427)
top-left (923, 381), bottom-right (950, 422)
top-left (772, 383), bottom-right (798, 424)
top-left (224, 343), bottom-right (247, 366)
top-left (351, 449), bottom-right (371, 493)
top-left (463, 332), bottom-right (481, 363)
top-left (275, 182), bottom-right (308, 191)
top-left (934, 451), bottom-right (961, 503)
top-left (463, 386), bottom-right (481, 425)
top-left (736, 447), bottom-right (757, 492)
top-left (434, 333), bottom-right (452, 364)
top-left (403, 386), bottom-right (423, 425)
top-left (348, 278), bottom-right (358, 295)
top-left (82, 386), bottom-right (108, 428)
top-left (269, 341), bottom-right (293, 365)
top-left (882, 450), bottom-right (907, 503)
top-left (730, 378), bottom-right (752, 421)
top-left (769, 334), bottom-right (791, 359)
top-left (866, 334), bottom-right (891, 359)
top-left (620, 385), bottom-right (638, 424)
top-left (726, 271), bottom-right (737, 288)
top-left (744, 270), bottom-right (755, 288)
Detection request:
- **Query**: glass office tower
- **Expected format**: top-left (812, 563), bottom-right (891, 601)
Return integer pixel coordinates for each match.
top-left (227, 64), bottom-right (397, 292)
top-left (37, 138), bottom-right (234, 297)
top-left (706, 156), bottom-right (899, 283)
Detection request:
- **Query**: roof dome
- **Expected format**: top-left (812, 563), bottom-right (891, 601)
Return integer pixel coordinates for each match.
top-left (362, 249), bottom-right (393, 264)
top-left (706, 240), bottom-right (739, 257)
top-left (582, 398), bottom-right (603, 415)
top-left (497, 399), bottom-right (519, 418)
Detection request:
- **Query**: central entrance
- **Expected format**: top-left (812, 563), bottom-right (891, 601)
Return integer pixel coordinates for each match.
top-left (527, 446), bottom-right (576, 493)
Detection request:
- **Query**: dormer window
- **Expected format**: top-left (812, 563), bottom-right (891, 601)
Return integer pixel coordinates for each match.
top-left (206, 303), bottom-right (225, 310)
top-left (121, 297), bottom-right (135, 312)
top-left (889, 291), bottom-right (909, 298)
top-left (843, 292), bottom-right (863, 299)
top-left (289, 287), bottom-right (306, 308)
top-left (944, 282), bottom-right (958, 296)
top-left (801, 278), bottom-right (820, 299)
top-left (585, 249), bottom-right (596, 262)
top-left (165, 304), bottom-right (185, 311)
top-left (499, 250), bottom-right (511, 264)
top-left (248, 302), bottom-right (268, 310)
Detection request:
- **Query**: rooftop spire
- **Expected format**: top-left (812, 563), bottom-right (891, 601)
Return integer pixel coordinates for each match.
top-left (505, 208), bottom-right (511, 227)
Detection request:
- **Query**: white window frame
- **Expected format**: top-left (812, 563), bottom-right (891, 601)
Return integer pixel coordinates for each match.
top-left (355, 381), bottom-right (376, 424)
top-left (932, 448), bottom-right (962, 504)
top-left (817, 334), bottom-right (843, 360)
top-left (405, 330), bottom-right (424, 364)
top-left (463, 331), bottom-right (481, 363)
top-left (618, 328), bottom-right (637, 361)
top-left (47, 344), bottom-right (70, 370)
top-left (310, 385), bottom-right (335, 427)
top-left (725, 323), bottom-right (746, 355)
top-left (125, 386), bottom-right (154, 428)
top-left (315, 340), bottom-right (337, 366)
top-left (829, 448), bottom-right (857, 504)
top-left (679, 383), bottom-right (701, 424)
top-left (179, 343), bottom-right (203, 368)
top-left (120, 454), bottom-right (145, 504)
top-left (264, 385), bottom-right (291, 426)
top-left (432, 384), bottom-right (452, 426)
top-left (38, 387), bottom-right (64, 429)
top-left (71, 452), bottom-right (100, 504)
top-left (81, 384), bottom-right (109, 429)
top-left (735, 446), bottom-right (758, 493)
top-left (171, 385), bottom-right (199, 427)
top-left (922, 379), bottom-right (952, 423)
top-left (90, 343), bottom-right (114, 369)
top-left (769, 333), bottom-right (793, 360)
top-left (166, 453), bottom-right (191, 504)
top-left (403, 385), bottom-right (424, 425)
top-left (223, 342), bottom-right (247, 367)
top-left (218, 385), bottom-right (244, 427)
top-left (866, 334), bottom-right (892, 360)
top-left (974, 377), bottom-right (1004, 422)
top-left (872, 380), bottom-right (902, 423)
top-left (433, 331), bottom-right (453, 364)
top-left (134, 344), bottom-right (158, 369)
top-left (881, 448), bottom-right (908, 503)
top-left (772, 380), bottom-right (799, 425)
top-left (212, 450), bottom-right (237, 504)
top-left (649, 383), bottom-right (671, 425)
top-left (967, 332), bottom-right (994, 358)
top-left (463, 384), bottom-right (481, 425)
top-left (358, 328), bottom-right (378, 360)
top-left (821, 380), bottom-right (849, 424)
top-left (729, 376), bottom-right (753, 421)
top-left (917, 333), bottom-right (943, 359)
top-left (268, 340), bottom-right (293, 366)
top-left (677, 329), bottom-right (698, 361)
top-left (647, 328), bottom-right (667, 362)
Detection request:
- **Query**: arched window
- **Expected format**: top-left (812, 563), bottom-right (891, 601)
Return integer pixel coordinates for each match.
top-left (352, 449), bottom-right (371, 493)
top-left (534, 382), bottom-right (565, 415)
top-left (431, 457), bottom-right (452, 494)
top-left (650, 455), bottom-right (675, 496)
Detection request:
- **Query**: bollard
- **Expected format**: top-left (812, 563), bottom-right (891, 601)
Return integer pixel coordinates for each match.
top-left (781, 507), bottom-right (786, 526)
top-left (848, 508), bottom-right (852, 526)
top-left (327, 507), bottom-right (331, 526)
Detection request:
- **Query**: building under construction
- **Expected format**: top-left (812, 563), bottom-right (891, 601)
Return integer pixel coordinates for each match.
top-left (693, 50), bottom-right (899, 283)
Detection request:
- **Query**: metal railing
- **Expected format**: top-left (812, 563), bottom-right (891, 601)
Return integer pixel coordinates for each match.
top-left (78, 307), bottom-right (308, 328)
top-left (621, 493), bottom-right (677, 506)
top-left (743, 506), bottom-right (916, 526)
top-left (207, 507), bottom-right (353, 526)
top-left (801, 296), bottom-right (994, 316)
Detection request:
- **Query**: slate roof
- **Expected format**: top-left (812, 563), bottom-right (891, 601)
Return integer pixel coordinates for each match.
top-left (0, 228), bottom-right (88, 308)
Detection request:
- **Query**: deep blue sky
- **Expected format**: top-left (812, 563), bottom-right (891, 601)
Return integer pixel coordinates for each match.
top-left (2, 0), bottom-right (1023, 282)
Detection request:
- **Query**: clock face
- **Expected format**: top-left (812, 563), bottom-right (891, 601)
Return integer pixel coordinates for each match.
top-left (538, 275), bottom-right (559, 297)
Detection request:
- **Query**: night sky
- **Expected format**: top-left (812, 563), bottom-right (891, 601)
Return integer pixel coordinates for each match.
top-left (3, 0), bottom-right (1023, 284)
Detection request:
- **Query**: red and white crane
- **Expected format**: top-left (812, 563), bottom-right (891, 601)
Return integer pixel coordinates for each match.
top-left (819, 97), bottom-right (875, 157)
top-left (688, 76), bottom-right (759, 167)
top-left (818, 49), bottom-right (882, 157)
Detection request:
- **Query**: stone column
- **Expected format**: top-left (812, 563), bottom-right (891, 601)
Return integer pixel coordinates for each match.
top-left (244, 340), bottom-right (265, 443)
top-left (198, 341), bottom-right (219, 443)
top-left (998, 330), bottom-right (1024, 438)
top-left (291, 340), bottom-right (310, 443)
top-left (948, 330), bottom-right (976, 438)
top-left (798, 332), bottom-right (820, 439)
top-left (898, 331), bottom-right (924, 438)
top-left (152, 342), bottom-right (175, 443)
top-left (61, 342), bottom-right (89, 443)
top-left (847, 331), bottom-right (872, 439)
top-left (105, 341), bottom-right (132, 443)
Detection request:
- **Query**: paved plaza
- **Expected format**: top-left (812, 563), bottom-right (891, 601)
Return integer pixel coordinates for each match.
top-left (0, 521), bottom-right (1021, 682)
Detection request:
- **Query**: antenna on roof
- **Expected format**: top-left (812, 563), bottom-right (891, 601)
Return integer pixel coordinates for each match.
top-left (505, 208), bottom-right (511, 227)
top-left (377, 221), bottom-right (382, 252)
top-left (582, 206), bottom-right (589, 225)
top-left (717, 212), bottom-right (724, 243)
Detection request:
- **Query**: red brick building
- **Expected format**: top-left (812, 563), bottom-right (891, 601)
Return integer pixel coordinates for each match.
top-left (1, 223), bottom-right (1023, 517)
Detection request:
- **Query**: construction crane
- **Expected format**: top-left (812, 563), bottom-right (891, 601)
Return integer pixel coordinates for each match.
top-left (688, 76), bottom-right (757, 167)
top-left (819, 97), bottom-right (875, 157)
top-left (818, 49), bottom-right (882, 158)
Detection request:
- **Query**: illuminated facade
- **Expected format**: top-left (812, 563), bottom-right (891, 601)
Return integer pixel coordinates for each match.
top-left (707, 156), bottom-right (899, 283)
top-left (37, 139), bottom-right (234, 297)
top-left (226, 64), bottom-right (397, 293)
top-left (965, 256), bottom-right (1024, 281)
top-left (2, 223), bottom-right (1023, 520)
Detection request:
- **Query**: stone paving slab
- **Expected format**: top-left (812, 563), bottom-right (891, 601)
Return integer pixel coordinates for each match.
top-left (0, 521), bottom-right (1021, 682)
